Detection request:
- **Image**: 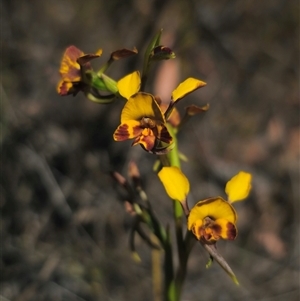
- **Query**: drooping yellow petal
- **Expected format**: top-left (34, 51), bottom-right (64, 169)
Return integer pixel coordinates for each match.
top-left (121, 92), bottom-right (165, 123)
top-left (113, 120), bottom-right (142, 141)
top-left (171, 78), bottom-right (206, 102)
top-left (225, 171), bottom-right (252, 203)
top-left (214, 218), bottom-right (237, 240)
top-left (117, 71), bottom-right (141, 99)
top-left (190, 219), bottom-right (203, 240)
top-left (158, 167), bottom-right (190, 203)
top-left (188, 197), bottom-right (237, 230)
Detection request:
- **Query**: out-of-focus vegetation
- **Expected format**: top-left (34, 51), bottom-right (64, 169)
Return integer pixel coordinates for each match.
top-left (2, 0), bottom-right (299, 300)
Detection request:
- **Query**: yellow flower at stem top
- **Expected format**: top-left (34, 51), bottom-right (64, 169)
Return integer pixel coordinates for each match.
top-left (113, 92), bottom-right (172, 152)
top-left (114, 71), bottom-right (173, 152)
top-left (57, 45), bottom-right (102, 96)
top-left (188, 197), bottom-right (237, 243)
top-left (188, 171), bottom-right (252, 244)
top-left (113, 71), bottom-right (206, 153)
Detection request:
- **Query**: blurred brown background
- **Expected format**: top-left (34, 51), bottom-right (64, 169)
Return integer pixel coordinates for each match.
top-left (2, 0), bottom-right (299, 300)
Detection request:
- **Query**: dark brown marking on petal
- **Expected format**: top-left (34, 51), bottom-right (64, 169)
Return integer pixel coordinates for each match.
top-left (66, 67), bottom-right (81, 81)
top-left (114, 124), bottom-right (130, 141)
top-left (158, 126), bottom-right (173, 143)
top-left (200, 229), bottom-right (216, 245)
top-left (202, 230), bottom-right (212, 242)
top-left (211, 223), bottom-right (222, 238)
top-left (199, 217), bottom-right (221, 243)
top-left (57, 81), bottom-right (69, 96)
top-left (226, 222), bottom-right (237, 240)
top-left (138, 133), bottom-right (156, 151)
top-left (140, 117), bottom-right (156, 128)
top-left (132, 125), bottom-right (143, 137)
top-left (58, 81), bottom-right (81, 96)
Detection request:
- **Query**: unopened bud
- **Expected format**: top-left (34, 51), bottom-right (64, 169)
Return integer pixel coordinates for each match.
top-left (150, 46), bottom-right (176, 61)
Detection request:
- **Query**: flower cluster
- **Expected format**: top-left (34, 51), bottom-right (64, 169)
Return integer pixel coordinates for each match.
top-left (57, 45), bottom-right (137, 103)
top-left (57, 35), bottom-right (206, 154)
top-left (158, 168), bottom-right (252, 244)
top-left (57, 30), bottom-right (253, 298)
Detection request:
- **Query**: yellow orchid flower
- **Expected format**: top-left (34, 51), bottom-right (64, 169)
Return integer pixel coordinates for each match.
top-left (114, 71), bottom-right (206, 153)
top-left (114, 71), bottom-right (173, 152)
top-left (113, 92), bottom-right (172, 152)
top-left (188, 171), bottom-right (252, 243)
top-left (57, 46), bottom-right (102, 96)
top-left (188, 197), bottom-right (237, 243)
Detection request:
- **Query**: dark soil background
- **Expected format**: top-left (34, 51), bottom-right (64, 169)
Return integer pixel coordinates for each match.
top-left (2, 0), bottom-right (299, 300)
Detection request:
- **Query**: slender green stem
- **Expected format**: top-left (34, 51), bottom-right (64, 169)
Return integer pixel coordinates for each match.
top-left (163, 227), bottom-right (176, 301)
top-left (159, 124), bottom-right (190, 300)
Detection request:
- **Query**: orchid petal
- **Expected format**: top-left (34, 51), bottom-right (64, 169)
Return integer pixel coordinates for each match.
top-left (132, 129), bottom-right (156, 150)
top-left (113, 120), bottom-right (142, 141)
top-left (117, 71), bottom-right (141, 99)
top-left (121, 93), bottom-right (165, 123)
top-left (225, 171), bottom-right (252, 203)
top-left (158, 167), bottom-right (190, 203)
top-left (214, 218), bottom-right (237, 240)
top-left (188, 197), bottom-right (237, 231)
top-left (172, 78), bottom-right (206, 102)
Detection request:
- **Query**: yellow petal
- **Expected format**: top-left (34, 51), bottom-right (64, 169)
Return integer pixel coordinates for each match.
top-left (121, 92), bottom-right (165, 123)
top-left (188, 197), bottom-right (237, 230)
top-left (225, 171), bottom-right (252, 203)
top-left (171, 78), bottom-right (206, 102)
top-left (214, 218), bottom-right (237, 240)
top-left (117, 71), bottom-right (141, 99)
top-left (113, 120), bottom-right (142, 141)
top-left (190, 219), bottom-right (203, 240)
top-left (158, 167), bottom-right (190, 203)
